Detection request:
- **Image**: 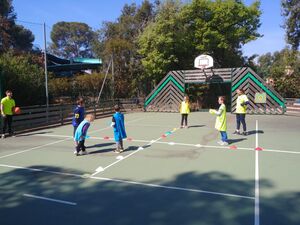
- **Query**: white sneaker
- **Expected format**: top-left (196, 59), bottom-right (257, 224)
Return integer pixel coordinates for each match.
top-left (220, 141), bottom-right (229, 146)
top-left (74, 150), bottom-right (79, 156)
top-left (1, 134), bottom-right (5, 139)
top-left (217, 141), bottom-right (223, 145)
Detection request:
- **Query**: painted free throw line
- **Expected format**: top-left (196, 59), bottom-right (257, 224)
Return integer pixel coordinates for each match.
top-left (23, 194), bottom-right (77, 206)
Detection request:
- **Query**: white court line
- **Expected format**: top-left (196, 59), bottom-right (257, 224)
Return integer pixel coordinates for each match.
top-left (88, 118), bottom-right (143, 134)
top-left (90, 176), bottom-right (255, 200)
top-left (254, 120), bottom-right (260, 225)
top-left (0, 163), bottom-right (254, 200)
top-left (23, 194), bottom-right (77, 206)
top-left (0, 118), bottom-right (142, 160)
top-left (90, 137), bottom-right (161, 177)
top-left (90, 128), bottom-right (180, 176)
top-left (0, 163), bottom-right (83, 178)
top-left (33, 134), bottom-right (300, 155)
top-left (0, 138), bottom-right (71, 159)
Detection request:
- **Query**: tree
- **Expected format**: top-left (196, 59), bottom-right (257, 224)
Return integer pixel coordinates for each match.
top-left (257, 49), bottom-right (300, 97)
top-left (50, 22), bottom-right (96, 58)
top-left (0, 0), bottom-right (34, 53)
top-left (281, 0), bottom-right (300, 50)
top-left (138, 0), bottom-right (184, 84)
top-left (95, 0), bottom-right (156, 97)
top-left (138, 0), bottom-right (262, 85)
top-left (0, 51), bottom-right (45, 105)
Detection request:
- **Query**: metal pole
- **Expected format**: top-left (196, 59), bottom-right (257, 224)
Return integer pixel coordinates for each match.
top-left (43, 22), bottom-right (49, 123)
top-left (96, 56), bottom-right (112, 104)
top-left (112, 53), bottom-right (114, 102)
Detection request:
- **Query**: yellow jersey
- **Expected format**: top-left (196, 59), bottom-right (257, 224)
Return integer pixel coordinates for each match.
top-left (215, 104), bottom-right (227, 131)
top-left (236, 94), bottom-right (249, 114)
top-left (180, 101), bottom-right (190, 114)
top-left (1, 97), bottom-right (15, 115)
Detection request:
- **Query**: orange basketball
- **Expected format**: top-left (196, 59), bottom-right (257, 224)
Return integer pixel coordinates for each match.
top-left (14, 107), bottom-right (21, 114)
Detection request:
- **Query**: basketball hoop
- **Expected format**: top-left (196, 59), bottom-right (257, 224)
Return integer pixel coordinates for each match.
top-left (194, 55), bottom-right (213, 70)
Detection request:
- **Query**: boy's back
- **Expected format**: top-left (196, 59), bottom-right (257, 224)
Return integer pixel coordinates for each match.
top-left (112, 112), bottom-right (127, 140)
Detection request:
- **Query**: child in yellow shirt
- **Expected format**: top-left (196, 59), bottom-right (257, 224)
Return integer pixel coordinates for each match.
top-left (180, 96), bottom-right (190, 128)
top-left (209, 96), bottom-right (228, 145)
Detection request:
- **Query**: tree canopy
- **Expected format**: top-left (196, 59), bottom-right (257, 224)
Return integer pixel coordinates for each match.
top-left (0, 0), bottom-right (34, 53)
top-left (50, 22), bottom-right (96, 58)
top-left (281, 0), bottom-right (300, 50)
top-left (138, 0), bottom-right (262, 84)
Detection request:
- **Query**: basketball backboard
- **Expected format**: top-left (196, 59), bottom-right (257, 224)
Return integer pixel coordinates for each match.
top-left (194, 55), bottom-right (214, 69)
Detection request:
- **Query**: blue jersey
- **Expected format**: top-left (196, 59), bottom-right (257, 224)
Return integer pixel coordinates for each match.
top-left (74, 119), bottom-right (90, 141)
top-left (72, 106), bottom-right (85, 127)
top-left (112, 112), bottom-right (127, 141)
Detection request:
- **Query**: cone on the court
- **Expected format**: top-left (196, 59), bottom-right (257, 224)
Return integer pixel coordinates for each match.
top-left (229, 145), bottom-right (237, 150)
top-left (104, 136), bottom-right (110, 140)
top-left (173, 128), bottom-right (177, 131)
top-left (127, 137), bottom-right (133, 141)
top-left (166, 131), bottom-right (172, 135)
top-left (161, 134), bottom-right (167, 138)
top-left (255, 147), bottom-right (263, 151)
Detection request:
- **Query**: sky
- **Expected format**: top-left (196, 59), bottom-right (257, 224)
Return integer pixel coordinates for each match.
top-left (13, 0), bottom-right (287, 58)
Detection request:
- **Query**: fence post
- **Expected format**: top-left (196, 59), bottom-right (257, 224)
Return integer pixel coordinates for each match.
top-left (94, 102), bottom-right (97, 119)
top-left (60, 104), bottom-right (63, 125)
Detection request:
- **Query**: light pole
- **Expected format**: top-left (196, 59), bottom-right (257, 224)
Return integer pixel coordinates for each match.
top-left (43, 22), bottom-right (49, 123)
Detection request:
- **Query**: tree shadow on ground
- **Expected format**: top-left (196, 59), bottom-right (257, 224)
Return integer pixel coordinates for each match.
top-left (0, 166), bottom-right (299, 225)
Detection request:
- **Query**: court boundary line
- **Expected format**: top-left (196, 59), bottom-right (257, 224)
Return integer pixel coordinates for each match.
top-left (0, 118), bottom-right (142, 160)
top-left (33, 133), bottom-right (300, 155)
top-left (254, 120), bottom-right (260, 225)
top-left (0, 163), bottom-right (254, 200)
top-left (90, 127), bottom-right (180, 176)
top-left (23, 193), bottom-right (77, 206)
top-left (90, 176), bottom-right (255, 200)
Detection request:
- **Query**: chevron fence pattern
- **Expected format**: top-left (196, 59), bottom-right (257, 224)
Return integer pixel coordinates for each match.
top-left (144, 71), bottom-right (185, 112)
top-left (145, 67), bottom-right (286, 114)
top-left (231, 67), bottom-right (286, 114)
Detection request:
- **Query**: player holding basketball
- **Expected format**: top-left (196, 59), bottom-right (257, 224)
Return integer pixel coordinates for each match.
top-left (1, 90), bottom-right (16, 138)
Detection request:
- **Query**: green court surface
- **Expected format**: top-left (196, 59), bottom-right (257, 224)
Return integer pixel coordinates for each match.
top-left (0, 112), bottom-right (300, 225)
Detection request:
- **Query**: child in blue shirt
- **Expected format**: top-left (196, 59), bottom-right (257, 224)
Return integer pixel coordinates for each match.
top-left (111, 105), bottom-right (127, 153)
top-left (72, 98), bottom-right (85, 137)
top-left (74, 114), bottom-right (94, 156)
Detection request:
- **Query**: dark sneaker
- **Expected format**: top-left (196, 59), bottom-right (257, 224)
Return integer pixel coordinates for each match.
top-left (233, 131), bottom-right (240, 135)
top-left (74, 150), bottom-right (79, 156)
top-left (81, 150), bottom-right (88, 155)
top-left (242, 132), bottom-right (247, 136)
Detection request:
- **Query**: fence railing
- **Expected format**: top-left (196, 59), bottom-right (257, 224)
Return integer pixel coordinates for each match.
top-left (8, 98), bottom-right (144, 132)
top-left (285, 98), bottom-right (300, 115)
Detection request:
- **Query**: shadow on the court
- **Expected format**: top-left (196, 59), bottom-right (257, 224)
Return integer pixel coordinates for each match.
top-left (247, 130), bottom-right (264, 135)
top-left (228, 138), bottom-right (247, 144)
top-left (86, 142), bottom-right (115, 149)
top-left (188, 125), bottom-right (205, 128)
top-left (1, 166), bottom-right (299, 225)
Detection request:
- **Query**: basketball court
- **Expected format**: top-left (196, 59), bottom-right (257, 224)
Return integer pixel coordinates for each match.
top-left (1, 112), bottom-right (300, 225)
